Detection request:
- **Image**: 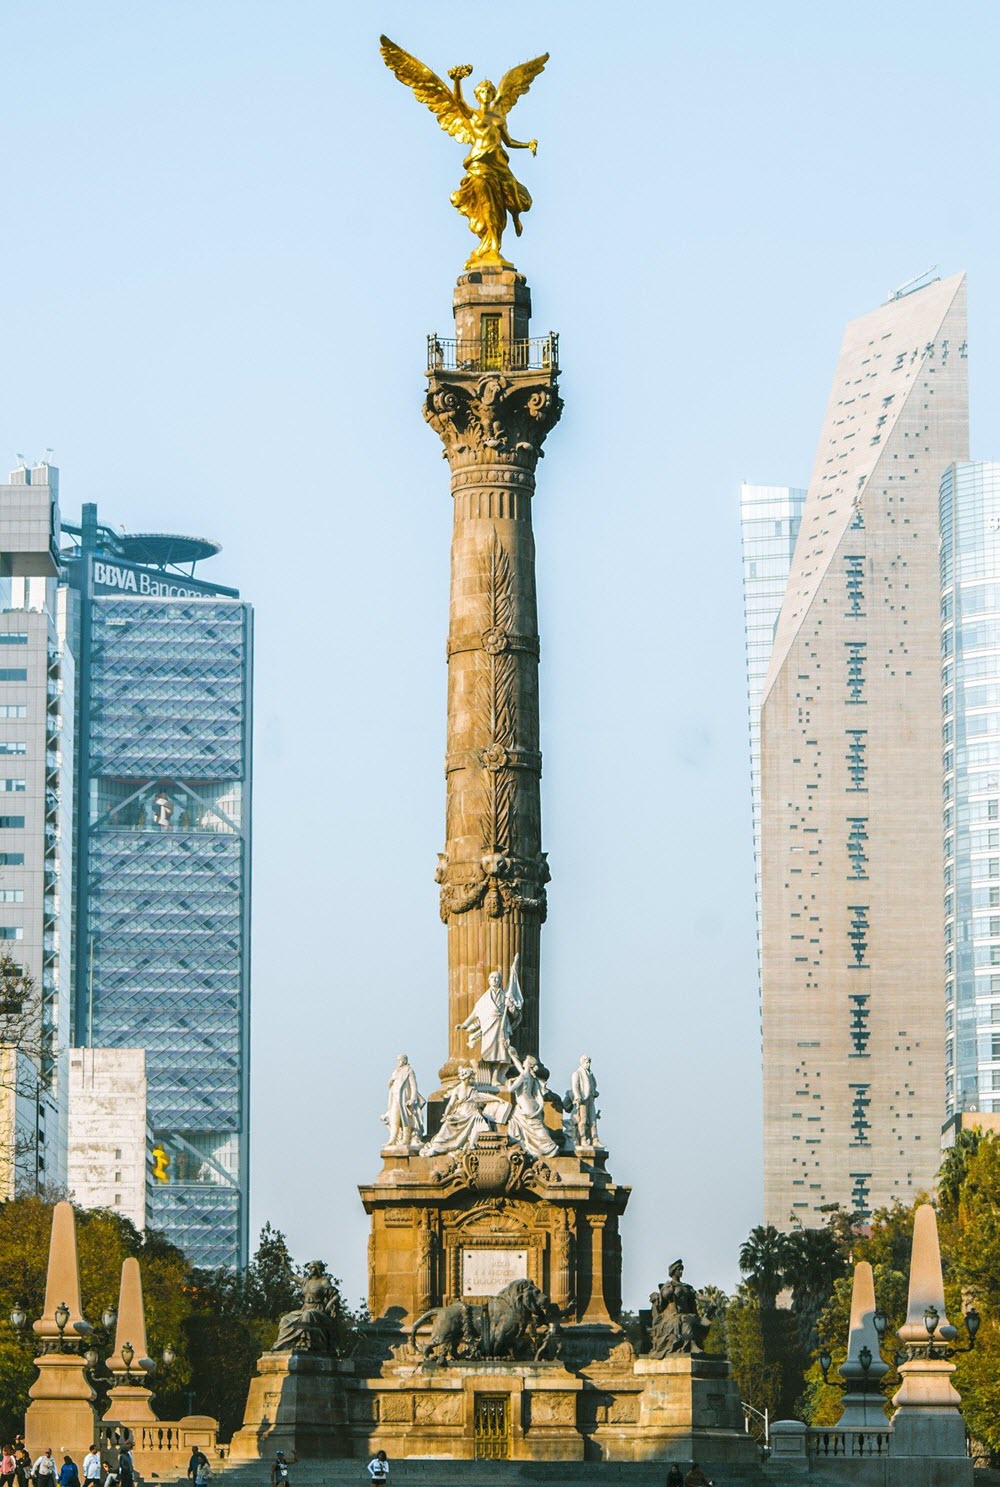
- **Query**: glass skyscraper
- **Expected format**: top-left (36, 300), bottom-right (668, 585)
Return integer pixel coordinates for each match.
top-left (63, 505), bottom-right (252, 1269)
top-left (739, 484), bottom-right (806, 982)
top-left (940, 461), bottom-right (1000, 1121)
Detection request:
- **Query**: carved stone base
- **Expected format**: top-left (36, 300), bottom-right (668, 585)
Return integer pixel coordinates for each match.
top-left (25, 1354), bottom-right (98, 1461)
top-left (233, 1349), bottom-right (758, 1465)
top-left (229, 1352), bottom-right (353, 1460)
top-left (359, 1139), bottom-right (628, 1335)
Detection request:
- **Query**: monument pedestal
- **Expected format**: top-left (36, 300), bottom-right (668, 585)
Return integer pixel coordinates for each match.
top-left (229, 1353), bottom-right (353, 1460)
top-left (25, 1353), bottom-right (98, 1460)
top-left (360, 1137), bottom-right (628, 1347)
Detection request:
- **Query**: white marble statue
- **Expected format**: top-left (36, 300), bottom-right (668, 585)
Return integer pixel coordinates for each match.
top-left (456, 954), bottom-right (523, 1073)
top-left (381, 1053), bottom-right (426, 1149)
top-left (570, 1054), bottom-right (601, 1148)
top-left (506, 1050), bottom-right (559, 1158)
top-left (420, 1065), bottom-right (489, 1156)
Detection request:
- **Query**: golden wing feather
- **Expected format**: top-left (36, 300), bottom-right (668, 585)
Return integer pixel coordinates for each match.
top-left (494, 53), bottom-right (549, 118)
top-left (380, 35), bottom-right (475, 144)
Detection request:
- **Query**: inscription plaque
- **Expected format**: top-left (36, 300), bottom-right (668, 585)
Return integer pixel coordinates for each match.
top-left (462, 1248), bottom-right (528, 1297)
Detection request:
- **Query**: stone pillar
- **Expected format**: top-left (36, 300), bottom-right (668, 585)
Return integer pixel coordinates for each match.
top-left (551, 1208), bottom-right (574, 1314)
top-left (425, 268), bottom-right (561, 1082)
top-left (835, 1260), bottom-right (889, 1428)
top-left (104, 1257), bottom-right (157, 1427)
top-left (889, 1203), bottom-right (971, 1485)
top-left (25, 1202), bottom-right (96, 1459)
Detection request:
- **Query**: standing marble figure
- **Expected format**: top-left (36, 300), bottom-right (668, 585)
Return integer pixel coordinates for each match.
top-left (381, 1054), bottom-right (425, 1149)
top-left (457, 955), bottom-right (523, 1073)
top-left (570, 1054), bottom-right (600, 1147)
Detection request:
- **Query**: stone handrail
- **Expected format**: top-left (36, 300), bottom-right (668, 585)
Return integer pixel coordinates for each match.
top-left (807, 1426), bottom-right (892, 1458)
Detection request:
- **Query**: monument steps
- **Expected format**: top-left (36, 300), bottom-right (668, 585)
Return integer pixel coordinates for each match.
top-left (149, 1457), bottom-right (782, 1487)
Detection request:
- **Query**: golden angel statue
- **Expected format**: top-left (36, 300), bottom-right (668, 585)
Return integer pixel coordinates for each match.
top-left (380, 35), bottom-right (548, 270)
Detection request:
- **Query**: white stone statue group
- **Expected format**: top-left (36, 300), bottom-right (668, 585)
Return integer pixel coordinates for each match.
top-left (380, 961), bottom-right (602, 1159)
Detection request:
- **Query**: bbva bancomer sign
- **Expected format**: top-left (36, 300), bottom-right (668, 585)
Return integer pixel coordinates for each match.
top-left (92, 559), bottom-right (215, 601)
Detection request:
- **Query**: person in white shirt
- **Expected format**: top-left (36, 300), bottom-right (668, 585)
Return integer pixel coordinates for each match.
top-left (367, 1452), bottom-right (389, 1483)
top-left (82, 1452), bottom-right (101, 1485)
top-left (32, 1453), bottom-right (55, 1486)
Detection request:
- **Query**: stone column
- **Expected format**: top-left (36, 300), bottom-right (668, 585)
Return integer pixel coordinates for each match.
top-left (104, 1257), bottom-right (157, 1427)
top-left (25, 1202), bottom-right (96, 1459)
top-left (890, 1203), bottom-right (970, 1481)
top-left (426, 268), bottom-right (561, 1081)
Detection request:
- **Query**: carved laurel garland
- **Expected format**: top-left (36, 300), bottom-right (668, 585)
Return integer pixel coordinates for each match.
top-left (477, 532), bottom-right (517, 863)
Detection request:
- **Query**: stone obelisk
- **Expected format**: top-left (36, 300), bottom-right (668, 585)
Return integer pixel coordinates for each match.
top-left (428, 270), bottom-right (561, 1080)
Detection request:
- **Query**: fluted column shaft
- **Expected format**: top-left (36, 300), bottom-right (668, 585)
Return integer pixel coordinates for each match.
top-left (426, 268), bottom-right (561, 1078)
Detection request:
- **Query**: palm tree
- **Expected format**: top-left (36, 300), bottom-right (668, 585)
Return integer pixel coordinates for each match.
top-left (739, 1224), bottom-right (791, 1309)
top-left (782, 1225), bottom-right (848, 1350)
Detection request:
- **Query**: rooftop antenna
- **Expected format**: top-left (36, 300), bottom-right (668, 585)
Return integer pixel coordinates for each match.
top-left (886, 265), bottom-right (940, 303)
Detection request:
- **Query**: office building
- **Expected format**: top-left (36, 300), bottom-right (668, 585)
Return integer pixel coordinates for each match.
top-left (760, 275), bottom-right (968, 1225)
top-left (0, 462), bottom-right (74, 1196)
top-left (63, 506), bottom-right (252, 1269)
top-left (740, 484), bottom-right (807, 984)
top-left (940, 461), bottom-right (1000, 1122)
top-left (67, 1046), bottom-right (152, 1230)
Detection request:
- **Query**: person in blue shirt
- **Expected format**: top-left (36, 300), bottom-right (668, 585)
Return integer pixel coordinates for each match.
top-left (57, 1459), bottom-right (79, 1487)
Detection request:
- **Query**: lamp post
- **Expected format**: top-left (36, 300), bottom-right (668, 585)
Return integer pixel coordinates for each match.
top-left (54, 1301), bottom-right (70, 1349)
top-left (9, 1305), bottom-right (26, 1336)
top-left (120, 1342), bottom-right (134, 1380)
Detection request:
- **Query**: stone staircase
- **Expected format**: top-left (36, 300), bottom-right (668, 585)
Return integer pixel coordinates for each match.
top-left (148, 1457), bottom-right (782, 1487)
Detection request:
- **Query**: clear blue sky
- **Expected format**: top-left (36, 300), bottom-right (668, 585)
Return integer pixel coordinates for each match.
top-left (2, 0), bottom-right (999, 1306)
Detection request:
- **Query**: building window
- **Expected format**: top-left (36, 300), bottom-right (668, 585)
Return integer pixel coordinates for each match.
top-left (0, 891), bottom-right (24, 904)
top-left (0, 707), bottom-right (26, 720)
top-left (0, 635), bottom-right (28, 646)
top-left (0, 855), bottom-right (24, 867)
top-left (0, 744), bottom-right (26, 756)
top-left (0, 928), bottom-right (23, 941)
top-left (0, 671), bottom-right (27, 683)
top-left (0, 818), bottom-right (24, 830)
top-left (0, 781), bottom-right (25, 793)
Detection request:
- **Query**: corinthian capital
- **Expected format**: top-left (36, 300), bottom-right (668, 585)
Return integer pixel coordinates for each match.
top-left (425, 372), bottom-right (562, 470)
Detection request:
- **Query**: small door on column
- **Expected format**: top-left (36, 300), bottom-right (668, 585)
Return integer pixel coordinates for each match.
top-left (473, 1393), bottom-right (510, 1460)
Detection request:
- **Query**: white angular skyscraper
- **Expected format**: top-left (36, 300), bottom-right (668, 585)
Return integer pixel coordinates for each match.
top-left (760, 275), bottom-right (969, 1225)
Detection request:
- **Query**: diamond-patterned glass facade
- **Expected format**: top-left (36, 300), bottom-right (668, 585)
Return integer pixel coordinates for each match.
top-left (70, 556), bottom-right (251, 1270)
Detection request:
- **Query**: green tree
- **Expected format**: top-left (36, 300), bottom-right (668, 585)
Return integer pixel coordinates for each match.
top-left (738, 1224), bottom-right (790, 1309)
top-left (724, 1290), bottom-right (782, 1438)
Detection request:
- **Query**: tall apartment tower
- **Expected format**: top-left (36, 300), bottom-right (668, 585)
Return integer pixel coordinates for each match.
top-left (63, 506), bottom-right (252, 1269)
top-left (760, 275), bottom-right (969, 1225)
top-left (0, 462), bottom-right (74, 1195)
top-left (939, 461), bottom-right (1000, 1122)
top-left (740, 484), bottom-right (807, 984)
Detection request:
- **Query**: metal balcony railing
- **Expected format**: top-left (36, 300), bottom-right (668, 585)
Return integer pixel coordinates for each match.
top-left (427, 333), bottom-right (559, 375)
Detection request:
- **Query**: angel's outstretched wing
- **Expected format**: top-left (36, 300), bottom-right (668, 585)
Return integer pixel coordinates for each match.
top-left (380, 36), bottom-right (475, 145)
top-left (494, 53), bottom-right (549, 119)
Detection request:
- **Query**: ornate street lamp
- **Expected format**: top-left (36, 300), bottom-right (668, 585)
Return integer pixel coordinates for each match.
top-left (161, 1345), bottom-right (175, 1367)
top-left (120, 1341), bottom-right (134, 1378)
top-left (872, 1307), bottom-right (888, 1340)
top-left (923, 1304), bottom-right (940, 1338)
top-left (858, 1345), bottom-right (873, 1373)
top-left (54, 1301), bottom-right (70, 1347)
top-left (819, 1349), bottom-right (833, 1383)
top-left (965, 1308), bottom-right (980, 1347)
top-left (102, 1306), bottom-right (117, 1332)
top-left (9, 1305), bottom-right (26, 1334)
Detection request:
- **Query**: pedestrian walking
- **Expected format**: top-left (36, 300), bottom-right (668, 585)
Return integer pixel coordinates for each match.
top-left (31, 1450), bottom-right (55, 1487)
top-left (194, 1456), bottom-right (210, 1487)
top-left (186, 1451), bottom-right (202, 1482)
top-left (269, 1452), bottom-right (290, 1487)
top-left (367, 1451), bottom-right (389, 1484)
top-left (684, 1466), bottom-right (713, 1487)
top-left (14, 1449), bottom-right (30, 1487)
top-left (666, 1468), bottom-right (684, 1487)
top-left (115, 1448), bottom-right (133, 1487)
top-left (82, 1449), bottom-right (101, 1487)
top-left (57, 1458), bottom-right (80, 1487)
top-left (2, 1447), bottom-right (17, 1487)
